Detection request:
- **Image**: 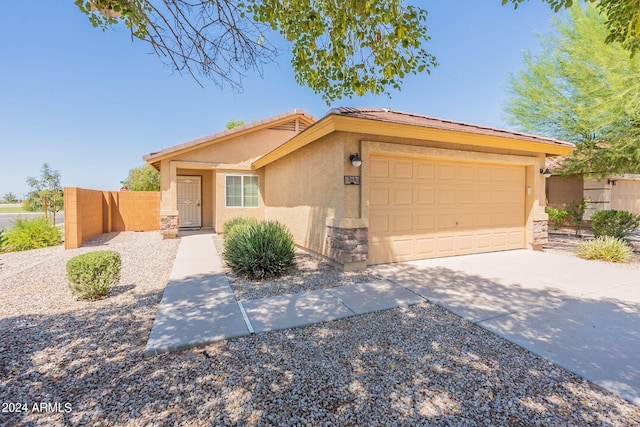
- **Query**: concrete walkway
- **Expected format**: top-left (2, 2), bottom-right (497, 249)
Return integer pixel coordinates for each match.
top-left (145, 233), bottom-right (426, 356)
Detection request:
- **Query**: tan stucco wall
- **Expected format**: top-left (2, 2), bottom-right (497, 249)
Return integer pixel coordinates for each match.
top-left (214, 169), bottom-right (265, 232)
top-left (169, 128), bottom-right (300, 168)
top-left (264, 134), bottom-right (344, 255)
top-left (64, 188), bottom-right (160, 249)
top-left (176, 169), bottom-right (214, 228)
top-left (158, 128), bottom-right (297, 229)
top-left (547, 175), bottom-right (584, 209)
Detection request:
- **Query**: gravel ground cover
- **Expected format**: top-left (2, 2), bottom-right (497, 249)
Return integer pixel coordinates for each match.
top-left (1, 231), bottom-right (639, 425)
top-left (213, 235), bottom-right (383, 301)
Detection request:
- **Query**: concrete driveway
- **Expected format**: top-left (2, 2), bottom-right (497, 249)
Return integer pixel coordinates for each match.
top-left (372, 249), bottom-right (640, 405)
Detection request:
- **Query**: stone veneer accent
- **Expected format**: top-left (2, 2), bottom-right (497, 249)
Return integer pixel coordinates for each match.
top-left (326, 226), bottom-right (368, 264)
top-left (160, 214), bottom-right (179, 238)
top-left (532, 219), bottom-right (549, 246)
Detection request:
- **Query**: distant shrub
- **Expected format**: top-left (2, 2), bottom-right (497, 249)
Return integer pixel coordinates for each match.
top-left (0, 228), bottom-right (6, 253)
top-left (67, 251), bottom-right (121, 299)
top-left (222, 217), bottom-right (258, 238)
top-left (4, 216), bottom-right (62, 252)
top-left (577, 236), bottom-right (633, 263)
top-left (223, 220), bottom-right (295, 280)
top-left (546, 207), bottom-right (569, 229)
top-left (590, 210), bottom-right (640, 239)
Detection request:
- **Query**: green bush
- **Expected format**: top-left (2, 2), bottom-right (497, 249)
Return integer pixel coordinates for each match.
top-left (566, 198), bottom-right (589, 237)
top-left (223, 220), bottom-right (295, 280)
top-left (66, 251), bottom-right (121, 299)
top-left (222, 216), bottom-right (258, 238)
top-left (577, 236), bottom-right (633, 263)
top-left (546, 207), bottom-right (569, 229)
top-left (590, 210), bottom-right (640, 239)
top-left (4, 216), bottom-right (62, 252)
top-left (0, 228), bottom-right (6, 253)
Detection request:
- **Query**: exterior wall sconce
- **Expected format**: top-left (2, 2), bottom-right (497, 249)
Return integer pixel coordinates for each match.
top-left (540, 168), bottom-right (552, 178)
top-left (349, 153), bottom-right (362, 167)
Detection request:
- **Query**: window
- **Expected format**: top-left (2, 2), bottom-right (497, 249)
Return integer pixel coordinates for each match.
top-left (226, 175), bottom-right (259, 207)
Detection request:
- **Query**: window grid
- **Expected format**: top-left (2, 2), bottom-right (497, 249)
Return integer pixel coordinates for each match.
top-left (226, 175), bottom-right (259, 208)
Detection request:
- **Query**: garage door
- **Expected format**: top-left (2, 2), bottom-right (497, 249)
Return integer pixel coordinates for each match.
top-left (611, 180), bottom-right (640, 215)
top-left (369, 155), bottom-right (525, 264)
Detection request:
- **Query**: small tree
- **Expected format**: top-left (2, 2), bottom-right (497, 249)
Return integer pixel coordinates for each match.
top-left (25, 163), bottom-right (63, 225)
top-left (3, 192), bottom-right (17, 203)
top-left (566, 198), bottom-right (589, 237)
top-left (225, 119), bottom-right (245, 129)
top-left (123, 165), bottom-right (160, 191)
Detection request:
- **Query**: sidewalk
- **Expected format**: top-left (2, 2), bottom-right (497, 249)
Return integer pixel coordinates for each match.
top-left (144, 232), bottom-right (425, 355)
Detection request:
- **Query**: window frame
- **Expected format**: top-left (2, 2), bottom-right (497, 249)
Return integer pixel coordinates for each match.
top-left (224, 174), bottom-right (260, 208)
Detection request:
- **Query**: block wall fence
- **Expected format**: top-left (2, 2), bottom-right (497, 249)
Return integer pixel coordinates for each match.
top-left (64, 188), bottom-right (160, 249)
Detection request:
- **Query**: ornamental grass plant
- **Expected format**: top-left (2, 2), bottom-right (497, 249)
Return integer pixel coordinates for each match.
top-left (576, 236), bottom-right (633, 263)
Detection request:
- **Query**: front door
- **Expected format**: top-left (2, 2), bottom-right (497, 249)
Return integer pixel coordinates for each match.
top-left (177, 175), bottom-right (202, 228)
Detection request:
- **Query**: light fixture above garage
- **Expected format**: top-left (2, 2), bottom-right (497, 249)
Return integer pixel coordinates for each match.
top-left (540, 168), bottom-right (552, 178)
top-left (349, 153), bottom-right (362, 167)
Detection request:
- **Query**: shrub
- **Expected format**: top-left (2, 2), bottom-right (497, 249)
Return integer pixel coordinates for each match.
top-left (546, 207), bottom-right (569, 229)
top-left (223, 220), bottom-right (295, 280)
top-left (577, 236), bottom-right (633, 263)
top-left (566, 198), bottom-right (589, 237)
top-left (66, 251), bottom-right (121, 299)
top-left (4, 216), bottom-right (62, 252)
top-left (0, 228), bottom-right (6, 253)
top-left (222, 216), bottom-right (258, 238)
top-left (590, 210), bottom-right (640, 239)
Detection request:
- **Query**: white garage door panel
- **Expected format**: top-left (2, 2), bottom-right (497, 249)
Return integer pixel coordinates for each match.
top-left (369, 156), bottom-right (525, 264)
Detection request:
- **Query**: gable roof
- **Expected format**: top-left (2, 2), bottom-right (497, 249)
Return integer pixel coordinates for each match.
top-left (333, 107), bottom-right (574, 148)
top-left (143, 109), bottom-right (317, 163)
top-left (252, 107), bottom-right (575, 169)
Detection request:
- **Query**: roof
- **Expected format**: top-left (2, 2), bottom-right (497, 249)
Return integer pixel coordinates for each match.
top-left (252, 107), bottom-right (575, 169)
top-left (143, 109), bottom-right (317, 163)
top-left (330, 107), bottom-right (575, 149)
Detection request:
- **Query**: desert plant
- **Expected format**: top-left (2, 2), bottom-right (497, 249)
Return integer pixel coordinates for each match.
top-left (67, 250), bottom-right (121, 299)
top-left (222, 216), bottom-right (258, 237)
top-left (4, 216), bottom-right (62, 252)
top-left (223, 220), bottom-right (295, 280)
top-left (577, 236), bottom-right (633, 263)
top-left (0, 228), bottom-right (6, 253)
top-left (566, 198), bottom-right (589, 237)
top-left (545, 207), bottom-right (569, 229)
top-left (590, 210), bottom-right (640, 239)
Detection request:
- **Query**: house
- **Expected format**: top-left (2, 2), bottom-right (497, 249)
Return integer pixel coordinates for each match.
top-left (144, 108), bottom-right (574, 270)
top-left (545, 157), bottom-right (640, 219)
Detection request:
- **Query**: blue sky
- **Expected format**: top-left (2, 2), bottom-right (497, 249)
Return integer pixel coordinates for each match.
top-left (0, 1), bottom-right (559, 197)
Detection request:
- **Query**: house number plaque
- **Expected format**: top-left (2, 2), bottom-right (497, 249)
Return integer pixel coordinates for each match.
top-left (344, 176), bottom-right (360, 185)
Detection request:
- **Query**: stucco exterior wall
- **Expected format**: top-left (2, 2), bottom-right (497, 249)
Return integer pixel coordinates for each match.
top-left (64, 188), bottom-right (160, 249)
top-left (170, 128), bottom-right (301, 167)
top-left (64, 187), bottom-right (104, 249)
top-left (214, 169), bottom-right (265, 232)
top-left (546, 175), bottom-right (584, 210)
top-left (264, 134), bottom-right (344, 255)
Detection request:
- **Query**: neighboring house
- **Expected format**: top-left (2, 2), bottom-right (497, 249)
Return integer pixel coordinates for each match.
top-left (545, 157), bottom-right (640, 219)
top-left (144, 108), bottom-right (574, 270)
